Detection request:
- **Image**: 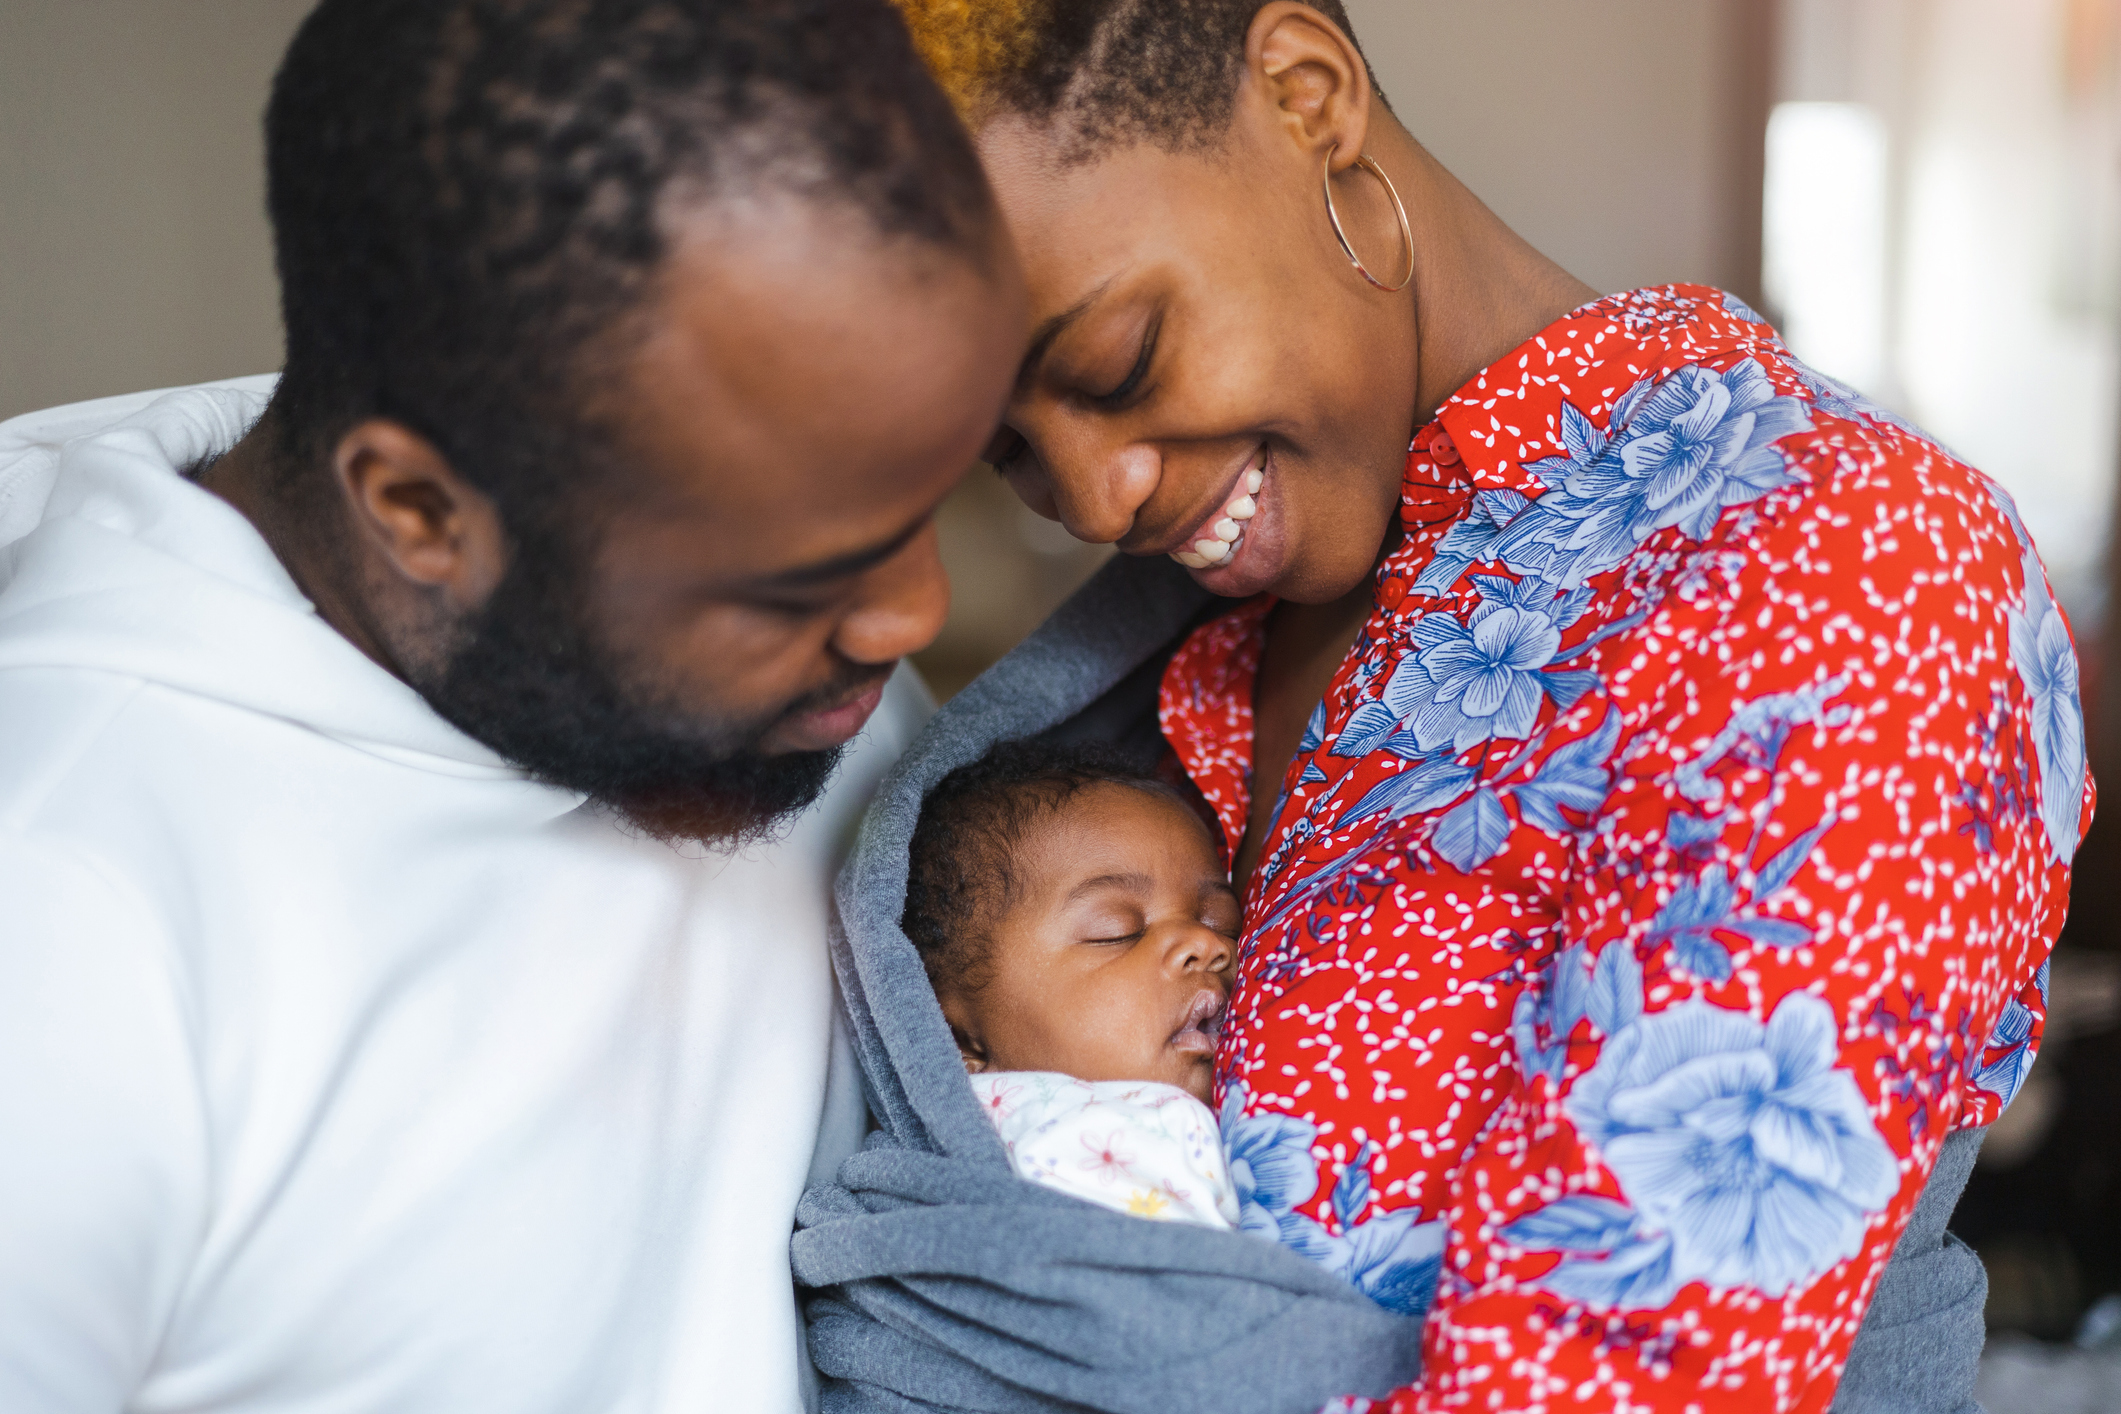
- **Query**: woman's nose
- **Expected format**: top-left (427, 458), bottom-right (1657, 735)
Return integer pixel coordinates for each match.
top-left (1018, 422), bottom-right (1161, 546)
top-left (830, 521), bottom-right (950, 666)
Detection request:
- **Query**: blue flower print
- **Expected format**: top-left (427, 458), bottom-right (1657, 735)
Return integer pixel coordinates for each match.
top-left (1994, 530), bottom-right (2087, 867)
top-left (1384, 607), bottom-right (1557, 750)
top-left (1720, 290), bottom-right (1769, 324)
top-left (1491, 361), bottom-right (1814, 589)
top-left (1971, 996), bottom-right (2038, 1110)
top-left (1978, 478), bottom-right (2086, 864)
top-left (1512, 939), bottom-right (1644, 1089)
top-left (1412, 488), bottom-right (1532, 596)
top-left (1970, 957), bottom-right (2054, 1112)
top-left (1521, 992), bottom-right (1898, 1304)
top-left (1672, 675), bottom-right (1851, 808)
top-left (1379, 575), bottom-right (1594, 753)
top-left (1220, 1088), bottom-right (1444, 1317)
top-left (1223, 1098), bottom-right (1324, 1245)
top-left (2013, 591), bottom-right (2085, 865)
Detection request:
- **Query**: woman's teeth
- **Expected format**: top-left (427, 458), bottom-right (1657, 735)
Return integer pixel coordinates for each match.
top-left (1172, 465), bottom-right (1266, 570)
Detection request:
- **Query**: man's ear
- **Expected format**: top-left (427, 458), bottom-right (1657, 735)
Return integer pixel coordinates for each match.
top-left (330, 418), bottom-right (509, 611)
top-left (1245, 0), bottom-right (1375, 175)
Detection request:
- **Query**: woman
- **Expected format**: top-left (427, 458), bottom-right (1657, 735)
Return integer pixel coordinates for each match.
top-left (802, 3), bottom-right (2084, 1410)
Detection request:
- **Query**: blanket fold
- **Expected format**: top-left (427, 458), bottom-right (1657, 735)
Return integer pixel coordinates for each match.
top-left (793, 554), bottom-right (1427, 1414)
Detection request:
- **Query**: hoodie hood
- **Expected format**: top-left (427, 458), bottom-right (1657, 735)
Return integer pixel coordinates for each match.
top-left (0, 379), bottom-right (521, 776)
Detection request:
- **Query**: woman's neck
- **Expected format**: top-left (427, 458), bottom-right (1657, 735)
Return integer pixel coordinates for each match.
top-left (1236, 125), bottom-right (1595, 889)
top-left (1368, 118), bottom-right (1600, 427)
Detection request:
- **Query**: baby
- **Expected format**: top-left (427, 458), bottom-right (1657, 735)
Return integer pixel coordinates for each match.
top-left (902, 740), bottom-right (1241, 1229)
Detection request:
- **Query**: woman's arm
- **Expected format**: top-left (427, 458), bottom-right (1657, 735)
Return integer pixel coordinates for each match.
top-left (1393, 471), bottom-right (2078, 1413)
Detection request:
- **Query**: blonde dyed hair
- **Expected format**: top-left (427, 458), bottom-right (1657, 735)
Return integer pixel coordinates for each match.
top-left (889, 0), bottom-right (1375, 157)
top-left (892, 0), bottom-right (1041, 127)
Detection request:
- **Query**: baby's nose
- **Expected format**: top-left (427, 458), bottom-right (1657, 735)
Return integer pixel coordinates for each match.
top-left (1170, 921), bottom-right (1235, 975)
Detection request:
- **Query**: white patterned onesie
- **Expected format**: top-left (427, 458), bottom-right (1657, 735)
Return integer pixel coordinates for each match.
top-left (967, 1071), bottom-right (1238, 1229)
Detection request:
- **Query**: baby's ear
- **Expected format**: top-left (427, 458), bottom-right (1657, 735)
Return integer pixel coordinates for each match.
top-left (949, 1022), bottom-right (989, 1074)
top-left (939, 995), bottom-right (990, 1074)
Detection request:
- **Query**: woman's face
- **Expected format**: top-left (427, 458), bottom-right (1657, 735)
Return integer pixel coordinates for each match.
top-left (977, 107), bottom-right (1420, 605)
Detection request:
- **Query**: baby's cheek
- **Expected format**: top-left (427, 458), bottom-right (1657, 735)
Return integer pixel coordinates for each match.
top-left (1071, 985), bottom-right (1176, 1085)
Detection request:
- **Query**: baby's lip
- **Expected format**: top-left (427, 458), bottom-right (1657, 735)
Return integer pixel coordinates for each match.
top-left (1168, 988), bottom-right (1228, 1056)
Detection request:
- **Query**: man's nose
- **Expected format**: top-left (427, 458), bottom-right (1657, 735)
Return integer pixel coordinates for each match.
top-left (831, 521), bottom-right (950, 666)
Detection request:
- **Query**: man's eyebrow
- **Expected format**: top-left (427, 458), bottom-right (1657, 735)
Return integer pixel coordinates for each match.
top-left (1066, 869), bottom-right (1153, 902)
top-left (1017, 279), bottom-right (1113, 391)
top-left (746, 513), bottom-right (929, 591)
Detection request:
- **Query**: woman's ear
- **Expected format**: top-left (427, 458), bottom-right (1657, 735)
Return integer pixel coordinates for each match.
top-left (1244, 0), bottom-right (1374, 174)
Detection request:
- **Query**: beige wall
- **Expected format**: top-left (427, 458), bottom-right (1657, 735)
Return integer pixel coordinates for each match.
top-left (0, 1), bottom-right (1772, 692)
top-left (1346, 0), bottom-right (1770, 301)
top-left (0, 1), bottom-right (1772, 424)
top-left (0, 0), bottom-right (312, 422)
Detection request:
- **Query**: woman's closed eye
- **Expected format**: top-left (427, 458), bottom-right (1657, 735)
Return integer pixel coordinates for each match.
top-left (1088, 317), bottom-right (1159, 411)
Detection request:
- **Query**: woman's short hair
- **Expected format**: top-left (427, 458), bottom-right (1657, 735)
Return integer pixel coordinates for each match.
top-left (891, 0), bottom-right (1381, 161)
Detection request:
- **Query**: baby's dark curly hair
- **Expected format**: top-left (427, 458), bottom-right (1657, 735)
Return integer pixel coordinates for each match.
top-left (902, 739), bottom-right (1193, 996)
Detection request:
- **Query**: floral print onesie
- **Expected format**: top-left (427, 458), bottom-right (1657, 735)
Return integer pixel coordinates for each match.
top-left (1157, 286), bottom-right (2088, 1412)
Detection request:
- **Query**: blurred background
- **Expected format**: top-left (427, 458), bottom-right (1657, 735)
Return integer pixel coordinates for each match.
top-left (2, 1), bottom-right (2119, 1404)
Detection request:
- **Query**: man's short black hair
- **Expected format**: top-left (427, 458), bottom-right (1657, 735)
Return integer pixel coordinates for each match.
top-left (893, 0), bottom-right (1382, 162)
top-left (264, 0), bottom-right (992, 522)
top-left (902, 738), bottom-right (1195, 996)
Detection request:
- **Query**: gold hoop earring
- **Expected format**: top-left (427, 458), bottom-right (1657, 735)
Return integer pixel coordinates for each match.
top-left (1321, 145), bottom-right (1414, 293)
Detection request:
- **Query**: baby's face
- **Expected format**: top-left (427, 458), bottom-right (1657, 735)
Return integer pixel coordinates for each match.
top-left (941, 782), bottom-right (1238, 1103)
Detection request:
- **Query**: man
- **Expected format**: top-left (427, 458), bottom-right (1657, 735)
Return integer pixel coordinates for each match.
top-left (0, 1), bottom-right (1024, 1409)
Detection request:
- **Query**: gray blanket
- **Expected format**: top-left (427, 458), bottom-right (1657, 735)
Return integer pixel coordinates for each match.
top-left (793, 552), bottom-right (1992, 1414)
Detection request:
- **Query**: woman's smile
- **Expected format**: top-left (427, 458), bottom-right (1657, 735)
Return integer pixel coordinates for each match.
top-left (1165, 446), bottom-right (1293, 596)
top-left (1167, 443), bottom-right (1267, 569)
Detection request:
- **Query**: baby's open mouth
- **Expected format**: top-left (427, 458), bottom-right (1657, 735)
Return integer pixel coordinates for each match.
top-left (1168, 988), bottom-right (1227, 1056)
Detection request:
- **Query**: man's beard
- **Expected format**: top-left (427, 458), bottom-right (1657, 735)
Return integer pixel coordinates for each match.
top-left (407, 528), bottom-right (871, 845)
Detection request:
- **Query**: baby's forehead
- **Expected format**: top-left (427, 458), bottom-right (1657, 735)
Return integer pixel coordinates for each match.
top-left (1027, 776), bottom-right (1208, 837)
top-left (1008, 780), bottom-right (1227, 886)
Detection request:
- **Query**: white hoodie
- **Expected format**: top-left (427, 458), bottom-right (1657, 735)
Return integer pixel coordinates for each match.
top-left (0, 380), bottom-right (928, 1413)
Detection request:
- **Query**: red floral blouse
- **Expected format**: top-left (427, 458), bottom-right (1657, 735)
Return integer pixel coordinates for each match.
top-left (1159, 286), bottom-right (2087, 1412)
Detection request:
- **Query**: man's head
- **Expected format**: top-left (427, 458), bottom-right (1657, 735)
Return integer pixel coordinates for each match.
top-left (903, 741), bottom-right (1236, 1103)
top-left (252, 0), bottom-right (1026, 841)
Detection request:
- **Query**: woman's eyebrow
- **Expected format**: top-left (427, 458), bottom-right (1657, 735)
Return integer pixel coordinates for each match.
top-left (1017, 278), bottom-right (1114, 391)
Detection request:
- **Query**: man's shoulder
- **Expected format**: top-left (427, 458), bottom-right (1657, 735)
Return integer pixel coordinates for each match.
top-left (0, 666), bottom-right (156, 831)
top-left (0, 377), bottom-right (278, 552)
